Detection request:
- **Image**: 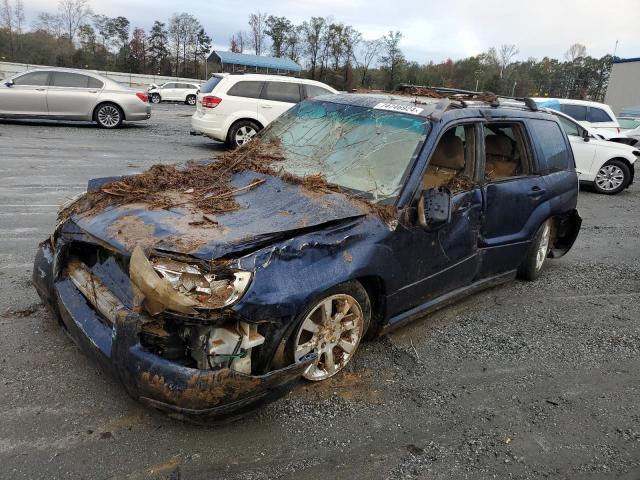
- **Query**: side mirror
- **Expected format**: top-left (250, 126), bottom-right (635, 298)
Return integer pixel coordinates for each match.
top-left (418, 187), bottom-right (451, 229)
top-left (581, 129), bottom-right (590, 142)
top-left (4, 79), bottom-right (14, 87)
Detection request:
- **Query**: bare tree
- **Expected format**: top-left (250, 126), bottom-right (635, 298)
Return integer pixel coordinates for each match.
top-left (380, 30), bottom-right (405, 90)
top-left (1, 0), bottom-right (16, 58)
top-left (302, 16), bottom-right (327, 79)
top-left (33, 12), bottom-right (64, 37)
top-left (357, 38), bottom-right (382, 86)
top-left (58, 0), bottom-right (92, 45)
top-left (498, 44), bottom-right (519, 78)
top-left (565, 43), bottom-right (587, 62)
top-left (248, 11), bottom-right (267, 55)
top-left (14, 0), bottom-right (23, 33)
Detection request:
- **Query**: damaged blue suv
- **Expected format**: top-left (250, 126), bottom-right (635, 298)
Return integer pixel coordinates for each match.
top-left (33, 89), bottom-right (581, 421)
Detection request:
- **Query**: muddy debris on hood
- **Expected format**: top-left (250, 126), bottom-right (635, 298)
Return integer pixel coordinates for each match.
top-left (58, 138), bottom-right (397, 225)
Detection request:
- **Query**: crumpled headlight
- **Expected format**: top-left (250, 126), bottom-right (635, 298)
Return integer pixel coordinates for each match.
top-left (151, 257), bottom-right (252, 310)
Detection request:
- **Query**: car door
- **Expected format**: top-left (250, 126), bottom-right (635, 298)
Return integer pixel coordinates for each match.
top-left (259, 81), bottom-right (302, 124)
top-left (0, 70), bottom-right (50, 116)
top-left (555, 114), bottom-right (596, 178)
top-left (46, 72), bottom-right (102, 118)
top-left (477, 120), bottom-right (552, 277)
top-left (161, 83), bottom-right (177, 100)
top-left (387, 122), bottom-right (483, 314)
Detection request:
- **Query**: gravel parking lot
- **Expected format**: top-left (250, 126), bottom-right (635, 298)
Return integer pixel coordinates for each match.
top-left (1, 104), bottom-right (639, 480)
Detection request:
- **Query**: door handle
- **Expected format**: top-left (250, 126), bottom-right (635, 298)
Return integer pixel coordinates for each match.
top-left (527, 186), bottom-right (546, 197)
top-left (88, 90), bottom-right (98, 93)
top-left (35, 88), bottom-right (46, 91)
top-left (261, 105), bottom-right (272, 109)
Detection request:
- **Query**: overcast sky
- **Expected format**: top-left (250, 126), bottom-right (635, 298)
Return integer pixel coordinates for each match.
top-left (26, 0), bottom-right (640, 62)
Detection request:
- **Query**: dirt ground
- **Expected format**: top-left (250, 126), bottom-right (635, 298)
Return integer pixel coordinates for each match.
top-left (1, 104), bottom-right (639, 480)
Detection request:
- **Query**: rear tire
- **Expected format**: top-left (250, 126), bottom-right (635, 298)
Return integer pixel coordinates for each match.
top-left (593, 159), bottom-right (630, 195)
top-left (94, 103), bottom-right (123, 129)
top-left (185, 94), bottom-right (196, 106)
top-left (517, 219), bottom-right (552, 281)
top-left (226, 120), bottom-right (261, 148)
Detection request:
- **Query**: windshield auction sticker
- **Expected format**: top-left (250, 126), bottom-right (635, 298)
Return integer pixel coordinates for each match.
top-left (373, 103), bottom-right (424, 115)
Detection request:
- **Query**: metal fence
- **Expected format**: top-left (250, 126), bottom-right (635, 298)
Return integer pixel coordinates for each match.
top-left (0, 61), bottom-right (204, 87)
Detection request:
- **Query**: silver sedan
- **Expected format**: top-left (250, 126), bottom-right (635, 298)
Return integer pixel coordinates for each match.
top-left (0, 68), bottom-right (151, 128)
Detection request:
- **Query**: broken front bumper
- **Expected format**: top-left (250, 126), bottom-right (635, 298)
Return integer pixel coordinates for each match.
top-left (32, 239), bottom-right (315, 422)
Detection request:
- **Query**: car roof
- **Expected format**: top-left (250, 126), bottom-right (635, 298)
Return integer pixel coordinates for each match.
top-left (14, 67), bottom-right (116, 85)
top-left (312, 92), bottom-right (552, 119)
top-left (531, 97), bottom-right (615, 111)
top-left (220, 73), bottom-right (337, 91)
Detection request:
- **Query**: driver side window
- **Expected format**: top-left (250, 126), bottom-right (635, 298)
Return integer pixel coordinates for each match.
top-left (423, 124), bottom-right (476, 191)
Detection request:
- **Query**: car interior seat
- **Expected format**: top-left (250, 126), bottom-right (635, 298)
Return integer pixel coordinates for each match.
top-left (485, 134), bottom-right (519, 179)
top-left (423, 131), bottom-right (465, 189)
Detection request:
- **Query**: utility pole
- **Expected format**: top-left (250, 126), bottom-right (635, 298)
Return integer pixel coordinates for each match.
top-left (613, 39), bottom-right (619, 59)
top-left (511, 80), bottom-right (517, 97)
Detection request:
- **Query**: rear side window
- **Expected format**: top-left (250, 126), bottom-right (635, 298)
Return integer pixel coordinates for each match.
top-left (88, 77), bottom-right (104, 89)
top-left (13, 71), bottom-right (49, 86)
top-left (561, 104), bottom-right (587, 121)
top-left (52, 72), bottom-right (90, 88)
top-left (263, 82), bottom-right (301, 103)
top-left (201, 76), bottom-right (222, 94)
top-left (227, 81), bottom-right (264, 99)
top-left (305, 84), bottom-right (333, 98)
top-left (589, 107), bottom-right (613, 123)
top-left (529, 120), bottom-right (572, 173)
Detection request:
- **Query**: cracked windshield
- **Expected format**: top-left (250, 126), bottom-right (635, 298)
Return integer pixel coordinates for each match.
top-left (263, 100), bottom-right (431, 201)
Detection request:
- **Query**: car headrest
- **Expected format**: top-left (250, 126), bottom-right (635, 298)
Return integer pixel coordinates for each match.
top-left (430, 133), bottom-right (464, 170)
top-left (485, 134), bottom-right (513, 158)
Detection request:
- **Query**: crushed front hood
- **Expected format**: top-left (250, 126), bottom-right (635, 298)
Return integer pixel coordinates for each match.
top-left (71, 171), bottom-right (366, 260)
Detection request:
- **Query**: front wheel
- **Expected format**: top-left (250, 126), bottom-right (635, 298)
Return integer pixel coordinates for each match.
top-left (517, 219), bottom-right (552, 281)
top-left (185, 94), bottom-right (196, 105)
top-left (150, 93), bottom-right (161, 104)
top-left (593, 159), bottom-right (631, 195)
top-left (288, 281), bottom-right (370, 381)
top-left (94, 103), bottom-right (123, 129)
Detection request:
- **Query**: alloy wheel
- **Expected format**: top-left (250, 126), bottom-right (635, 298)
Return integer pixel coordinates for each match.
top-left (235, 126), bottom-right (257, 146)
top-left (535, 222), bottom-right (551, 271)
top-left (187, 96), bottom-right (196, 105)
top-left (294, 294), bottom-right (365, 381)
top-left (97, 105), bottom-right (121, 128)
top-left (595, 164), bottom-right (625, 192)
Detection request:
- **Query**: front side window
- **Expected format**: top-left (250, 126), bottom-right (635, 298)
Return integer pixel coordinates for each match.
top-left (556, 115), bottom-right (581, 137)
top-left (423, 124), bottom-right (476, 191)
top-left (562, 104), bottom-right (587, 121)
top-left (13, 71), bottom-right (49, 86)
top-left (262, 100), bottom-right (430, 201)
top-left (163, 83), bottom-right (176, 89)
top-left (483, 123), bottom-right (530, 180)
top-left (589, 107), bottom-right (613, 123)
top-left (529, 119), bottom-right (572, 172)
top-left (226, 81), bottom-right (264, 99)
top-left (52, 72), bottom-right (90, 88)
top-left (262, 82), bottom-right (301, 103)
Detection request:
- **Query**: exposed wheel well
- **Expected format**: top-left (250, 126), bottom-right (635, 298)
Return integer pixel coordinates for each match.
top-left (93, 101), bottom-right (125, 121)
top-left (356, 275), bottom-right (386, 337)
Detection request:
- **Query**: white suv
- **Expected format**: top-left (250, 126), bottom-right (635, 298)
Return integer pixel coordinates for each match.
top-left (191, 74), bottom-right (337, 147)
top-left (148, 82), bottom-right (200, 105)
top-left (532, 97), bottom-right (621, 136)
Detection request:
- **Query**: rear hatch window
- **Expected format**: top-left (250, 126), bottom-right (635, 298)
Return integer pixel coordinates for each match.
top-left (200, 76), bottom-right (224, 94)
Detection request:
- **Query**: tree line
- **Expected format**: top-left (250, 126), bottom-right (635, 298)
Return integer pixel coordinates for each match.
top-left (0, 0), bottom-right (612, 101)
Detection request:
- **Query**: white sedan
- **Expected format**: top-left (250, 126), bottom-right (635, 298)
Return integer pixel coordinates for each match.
top-left (148, 82), bottom-right (200, 105)
top-left (551, 110), bottom-right (638, 195)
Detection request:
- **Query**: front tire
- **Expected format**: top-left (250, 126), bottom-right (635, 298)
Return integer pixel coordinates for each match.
top-left (94, 103), bottom-right (123, 129)
top-left (287, 281), bottom-right (370, 381)
top-left (185, 94), bottom-right (196, 105)
top-left (593, 159), bottom-right (630, 195)
top-left (226, 120), bottom-right (261, 148)
top-left (518, 219), bottom-right (552, 281)
top-left (150, 93), bottom-right (161, 104)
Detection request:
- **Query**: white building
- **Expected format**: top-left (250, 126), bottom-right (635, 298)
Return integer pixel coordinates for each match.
top-left (605, 57), bottom-right (640, 115)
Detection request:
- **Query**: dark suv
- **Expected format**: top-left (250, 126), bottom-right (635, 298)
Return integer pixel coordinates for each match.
top-left (33, 91), bottom-right (581, 421)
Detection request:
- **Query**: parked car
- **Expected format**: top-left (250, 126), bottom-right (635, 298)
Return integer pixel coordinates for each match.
top-left (618, 116), bottom-right (640, 143)
top-left (0, 67), bottom-right (150, 128)
top-left (190, 73), bottom-right (338, 147)
top-left (532, 98), bottom-right (621, 135)
top-left (549, 109), bottom-right (638, 194)
top-left (33, 93), bottom-right (581, 421)
top-left (147, 82), bottom-right (200, 105)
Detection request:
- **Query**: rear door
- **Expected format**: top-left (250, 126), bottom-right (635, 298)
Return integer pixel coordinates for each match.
top-left (259, 81), bottom-right (302, 124)
top-left (0, 70), bottom-right (50, 116)
top-left (160, 83), bottom-right (177, 100)
top-left (47, 72), bottom-right (102, 118)
top-left (478, 120), bottom-right (551, 277)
